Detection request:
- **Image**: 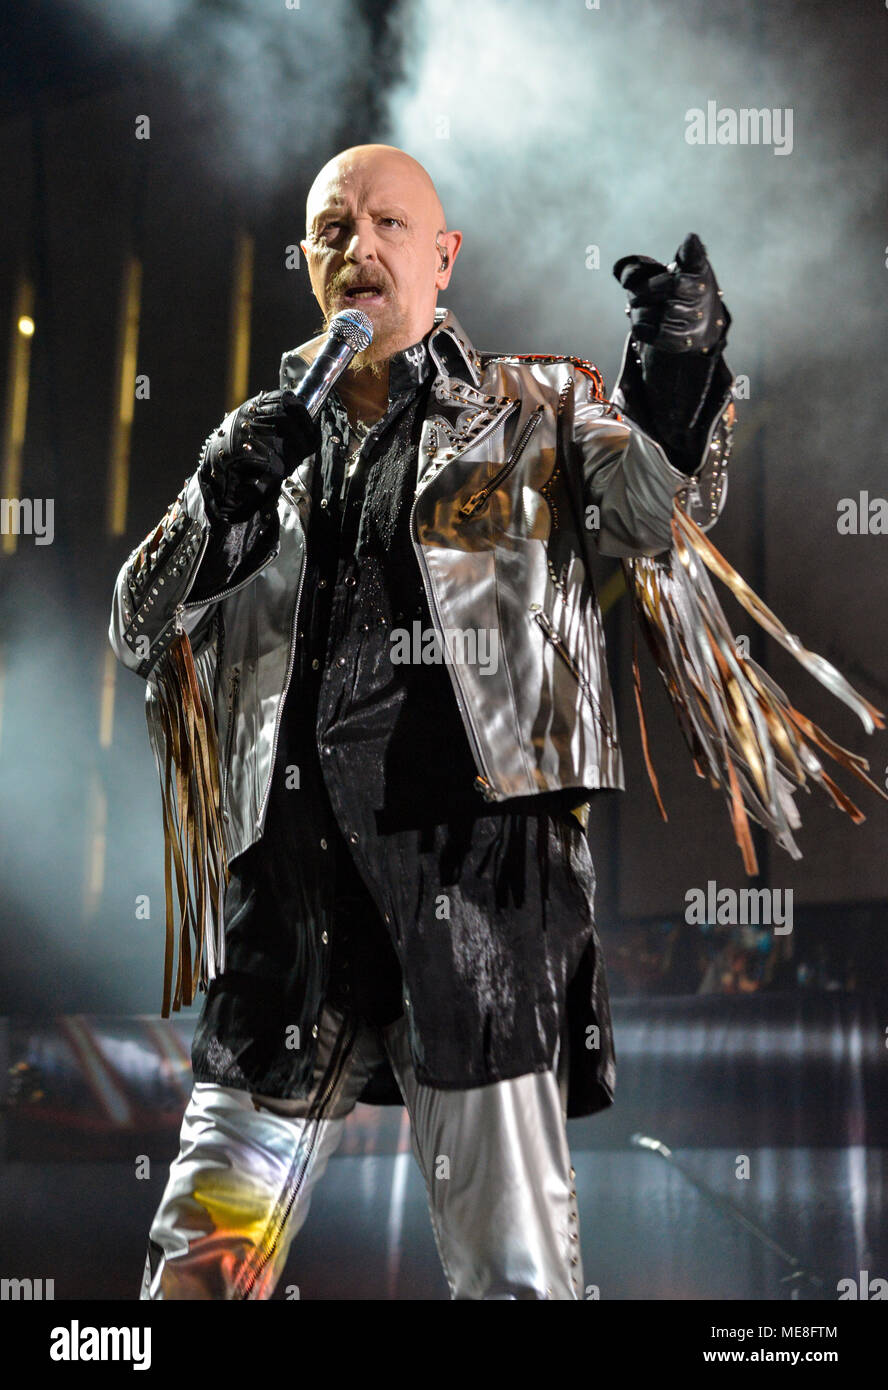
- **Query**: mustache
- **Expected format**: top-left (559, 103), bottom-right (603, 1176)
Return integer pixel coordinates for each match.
top-left (328, 268), bottom-right (392, 296)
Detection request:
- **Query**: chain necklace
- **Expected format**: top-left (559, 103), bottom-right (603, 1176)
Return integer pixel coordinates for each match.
top-left (339, 415), bottom-right (372, 506)
top-left (346, 415), bottom-right (372, 471)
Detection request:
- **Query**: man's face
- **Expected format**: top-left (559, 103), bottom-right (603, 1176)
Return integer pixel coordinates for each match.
top-left (300, 146), bottom-right (461, 366)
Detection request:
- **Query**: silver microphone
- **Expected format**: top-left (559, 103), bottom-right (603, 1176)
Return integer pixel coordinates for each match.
top-left (289, 308), bottom-right (374, 418)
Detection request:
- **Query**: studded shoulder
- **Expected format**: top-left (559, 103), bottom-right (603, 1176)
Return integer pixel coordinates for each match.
top-left (478, 352), bottom-right (606, 402)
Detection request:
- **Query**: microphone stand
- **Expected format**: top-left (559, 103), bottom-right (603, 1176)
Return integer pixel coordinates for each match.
top-left (630, 1133), bottom-right (827, 1299)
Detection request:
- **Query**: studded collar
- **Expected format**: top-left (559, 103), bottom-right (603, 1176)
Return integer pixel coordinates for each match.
top-left (426, 307), bottom-right (481, 387)
top-left (280, 305), bottom-right (481, 398)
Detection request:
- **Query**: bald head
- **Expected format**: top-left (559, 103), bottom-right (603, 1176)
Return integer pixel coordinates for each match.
top-left (306, 145), bottom-right (446, 236)
top-left (300, 144), bottom-right (462, 365)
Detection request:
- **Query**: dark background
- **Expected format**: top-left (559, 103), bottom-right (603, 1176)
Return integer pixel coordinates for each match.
top-left (0, 0), bottom-right (886, 1018)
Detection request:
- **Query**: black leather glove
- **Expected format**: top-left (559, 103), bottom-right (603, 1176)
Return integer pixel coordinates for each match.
top-left (613, 231), bottom-right (730, 354)
top-left (613, 233), bottom-right (732, 468)
top-left (199, 389), bottom-right (321, 523)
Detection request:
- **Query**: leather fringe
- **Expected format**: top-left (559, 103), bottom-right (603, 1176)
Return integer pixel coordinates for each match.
top-left (625, 500), bottom-right (887, 874)
top-left (146, 627), bottom-right (229, 1016)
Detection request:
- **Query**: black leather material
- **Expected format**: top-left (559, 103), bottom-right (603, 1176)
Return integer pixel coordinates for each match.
top-left (613, 231), bottom-right (731, 353)
top-left (199, 390), bottom-right (321, 524)
top-left (612, 232), bottom-right (733, 475)
top-left (185, 391), bottom-right (322, 605)
top-left (614, 338), bottom-right (734, 478)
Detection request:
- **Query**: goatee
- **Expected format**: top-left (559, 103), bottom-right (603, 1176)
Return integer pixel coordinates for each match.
top-left (348, 351), bottom-right (387, 378)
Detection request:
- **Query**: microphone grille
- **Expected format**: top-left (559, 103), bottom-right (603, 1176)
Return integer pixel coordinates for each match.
top-left (328, 308), bottom-right (374, 352)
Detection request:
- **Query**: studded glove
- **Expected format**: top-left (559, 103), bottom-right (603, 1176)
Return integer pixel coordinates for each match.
top-left (613, 232), bottom-right (732, 468)
top-left (199, 389), bottom-right (321, 524)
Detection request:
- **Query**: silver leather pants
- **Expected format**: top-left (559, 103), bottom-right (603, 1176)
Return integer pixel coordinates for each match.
top-left (140, 1004), bottom-right (582, 1300)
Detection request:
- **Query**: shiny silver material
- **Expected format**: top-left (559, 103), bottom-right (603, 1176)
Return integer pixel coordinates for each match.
top-left (110, 307), bottom-right (734, 874)
top-left (140, 1005), bottom-right (580, 1300)
top-left (296, 308), bottom-right (375, 417)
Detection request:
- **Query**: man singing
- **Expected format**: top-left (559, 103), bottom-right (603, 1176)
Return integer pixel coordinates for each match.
top-left (110, 143), bottom-right (737, 1299)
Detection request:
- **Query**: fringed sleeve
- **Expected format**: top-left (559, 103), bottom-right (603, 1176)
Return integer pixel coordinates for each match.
top-left (145, 622), bottom-right (229, 1015)
top-left (625, 501), bottom-right (886, 874)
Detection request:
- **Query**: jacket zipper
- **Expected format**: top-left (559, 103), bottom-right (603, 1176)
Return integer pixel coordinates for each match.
top-left (458, 404), bottom-right (543, 519)
top-left (237, 1017), bottom-right (358, 1299)
top-left (416, 399), bottom-right (519, 506)
top-left (171, 530), bottom-right (283, 642)
top-left (530, 605), bottom-right (618, 750)
top-left (177, 545), bottom-right (282, 616)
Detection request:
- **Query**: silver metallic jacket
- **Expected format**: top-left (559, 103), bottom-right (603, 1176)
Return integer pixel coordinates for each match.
top-left (109, 308), bottom-right (734, 868)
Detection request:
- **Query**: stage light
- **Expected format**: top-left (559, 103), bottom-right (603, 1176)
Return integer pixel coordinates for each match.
top-left (226, 229), bottom-right (255, 413)
top-left (106, 255), bottom-right (142, 537)
top-left (3, 278), bottom-right (34, 555)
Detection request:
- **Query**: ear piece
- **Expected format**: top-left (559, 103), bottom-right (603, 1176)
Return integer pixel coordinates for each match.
top-left (436, 240), bottom-right (449, 271)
